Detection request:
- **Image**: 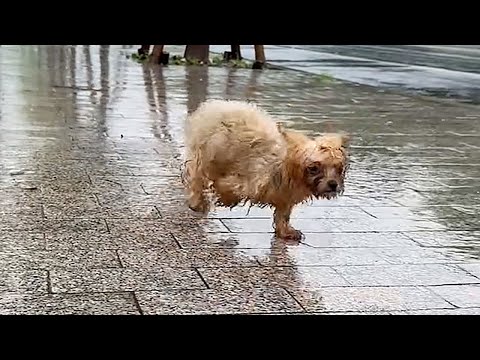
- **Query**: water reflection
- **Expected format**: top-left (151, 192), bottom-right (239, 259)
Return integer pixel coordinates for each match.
top-left (185, 65), bottom-right (208, 114)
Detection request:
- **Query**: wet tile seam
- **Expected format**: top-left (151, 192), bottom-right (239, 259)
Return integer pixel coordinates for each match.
top-left (40, 216), bottom-right (165, 221)
top-left (42, 233), bottom-right (48, 250)
top-left (115, 250), bottom-right (124, 268)
top-left (357, 208), bottom-right (378, 219)
top-left (40, 205), bottom-right (46, 219)
top-left (256, 263), bottom-right (480, 269)
top-left (219, 229), bottom-right (478, 234)
top-left (283, 245), bottom-right (422, 249)
top-left (169, 233), bottom-right (183, 250)
top-left (139, 184), bottom-right (149, 195)
top-left (8, 281), bottom-right (480, 295)
top-left (423, 286), bottom-right (459, 309)
top-left (399, 232), bottom-right (434, 247)
top-left (3, 262), bottom-right (480, 270)
top-left (86, 174), bottom-right (93, 185)
top-left (104, 219), bottom-right (110, 233)
top-left (316, 308), bottom-right (455, 315)
top-left (330, 267), bottom-right (355, 286)
top-left (218, 218), bottom-right (233, 233)
top-left (153, 205), bottom-right (163, 218)
top-left (454, 265), bottom-right (480, 281)
top-left (48, 287), bottom-right (212, 296)
top-left (46, 270), bottom-right (53, 293)
top-left (130, 292), bottom-right (144, 315)
top-left (282, 288), bottom-right (307, 312)
top-left (93, 193), bottom-right (101, 206)
top-left (193, 268), bottom-right (211, 289)
top-left (211, 216), bottom-right (387, 220)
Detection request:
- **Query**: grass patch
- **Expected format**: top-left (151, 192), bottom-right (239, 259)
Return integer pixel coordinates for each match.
top-left (313, 73), bottom-right (336, 84)
top-left (127, 52), bottom-right (262, 69)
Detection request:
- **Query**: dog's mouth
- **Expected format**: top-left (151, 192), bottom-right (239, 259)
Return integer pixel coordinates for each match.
top-left (314, 188), bottom-right (343, 200)
top-left (315, 191), bottom-right (337, 200)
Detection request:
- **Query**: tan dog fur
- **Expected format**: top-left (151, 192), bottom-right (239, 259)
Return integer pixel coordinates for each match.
top-left (182, 99), bottom-right (349, 240)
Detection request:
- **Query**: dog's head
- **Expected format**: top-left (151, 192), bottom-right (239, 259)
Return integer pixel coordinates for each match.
top-left (302, 133), bottom-right (349, 200)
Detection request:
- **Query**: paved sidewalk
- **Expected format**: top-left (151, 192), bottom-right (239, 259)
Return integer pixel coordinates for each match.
top-left (1, 45), bottom-right (480, 314)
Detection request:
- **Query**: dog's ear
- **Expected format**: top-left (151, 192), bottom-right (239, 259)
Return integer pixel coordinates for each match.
top-left (339, 133), bottom-right (350, 148)
top-left (315, 133), bottom-right (350, 149)
top-left (276, 122), bottom-right (286, 134)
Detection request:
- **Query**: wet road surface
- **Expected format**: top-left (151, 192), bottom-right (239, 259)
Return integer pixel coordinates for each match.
top-left (1, 45), bottom-right (480, 314)
top-left (210, 45), bottom-right (480, 104)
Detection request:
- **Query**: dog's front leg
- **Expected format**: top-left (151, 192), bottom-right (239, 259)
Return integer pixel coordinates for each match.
top-left (273, 205), bottom-right (303, 241)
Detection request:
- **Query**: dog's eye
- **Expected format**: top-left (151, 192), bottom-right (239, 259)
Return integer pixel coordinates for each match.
top-left (307, 164), bottom-right (322, 175)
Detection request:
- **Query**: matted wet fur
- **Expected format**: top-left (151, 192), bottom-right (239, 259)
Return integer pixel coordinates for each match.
top-left (182, 99), bottom-right (349, 241)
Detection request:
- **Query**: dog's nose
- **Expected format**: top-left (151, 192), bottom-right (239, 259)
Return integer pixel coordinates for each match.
top-left (327, 180), bottom-right (338, 190)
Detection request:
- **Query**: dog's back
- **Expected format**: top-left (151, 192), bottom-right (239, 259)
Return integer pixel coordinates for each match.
top-left (186, 100), bottom-right (279, 147)
top-left (185, 99), bottom-right (286, 196)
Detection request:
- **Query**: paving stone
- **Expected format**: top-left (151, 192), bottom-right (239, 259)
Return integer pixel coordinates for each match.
top-left (360, 206), bottom-right (466, 219)
top-left (172, 232), bottom-right (280, 249)
top-left (300, 232), bottom-right (418, 248)
top-left (209, 206), bottom-right (372, 219)
top-left (0, 249), bottom-right (121, 270)
top-left (199, 266), bottom-right (350, 289)
top-left (252, 247), bottom-right (391, 267)
top-left (290, 286), bottom-right (453, 313)
top-left (117, 248), bottom-right (259, 268)
top-left (458, 263), bottom-right (480, 278)
top-left (372, 247), bottom-right (453, 265)
top-left (44, 231), bottom-right (178, 251)
top-left (0, 293), bottom-right (140, 315)
top-left (400, 308), bottom-right (480, 315)
top-left (107, 218), bottom-right (230, 237)
top-left (428, 284), bottom-right (480, 308)
top-left (334, 264), bottom-right (480, 286)
top-left (0, 232), bottom-right (45, 251)
top-left (135, 288), bottom-right (304, 314)
top-left (50, 267), bottom-right (206, 293)
top-left (0, 205), bottom-right (43, 218)
top-left (222, 218), bottom-right (445, 233)
top-left (44, 204), bottom-right (160, 219)
top-left (403, 231), bottom-right (480, 248)
top-left (0, 270), bottom-right (48, 293)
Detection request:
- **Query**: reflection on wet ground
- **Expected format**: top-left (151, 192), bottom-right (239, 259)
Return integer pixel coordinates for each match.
top-left (209, 45), bottom-right (480, 104)
top-left (1, 45), bottom-right (480, 314)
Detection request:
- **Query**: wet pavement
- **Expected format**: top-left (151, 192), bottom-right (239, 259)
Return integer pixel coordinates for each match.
top-left (1, 45), bottom-right (480, 314)
top-left (210, 45), bottom-right (480, 104)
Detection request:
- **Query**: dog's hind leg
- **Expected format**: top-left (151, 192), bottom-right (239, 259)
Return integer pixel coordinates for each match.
top-left (273, 204), bottom-right (303, 241)
top-left (184, 162), bottom-right (210, 214)
top-left (188, 185), bottom-right (209, 213)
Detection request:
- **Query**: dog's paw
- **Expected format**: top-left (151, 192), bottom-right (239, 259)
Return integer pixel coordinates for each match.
top-left (187, 200), bottom-right (208, 214)
top-left (277, 228), bottom-right (304, 242)
top-left (187, 196), bottom-right (210, 214)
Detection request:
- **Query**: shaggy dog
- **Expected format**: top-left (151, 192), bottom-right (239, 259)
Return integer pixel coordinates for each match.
top-left (182, 99), bottom-right (349, 241)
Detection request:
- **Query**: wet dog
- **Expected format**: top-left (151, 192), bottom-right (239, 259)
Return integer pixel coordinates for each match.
top-left (182, 99), bottom-right (349, 241)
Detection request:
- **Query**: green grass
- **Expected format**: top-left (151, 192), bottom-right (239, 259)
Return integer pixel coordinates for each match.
top-left (313, 73), bottom-right (336, 84)
top-left (127, 52), bottom-right (259, 69)
top-left (127, 52), bottom-right (149, 63)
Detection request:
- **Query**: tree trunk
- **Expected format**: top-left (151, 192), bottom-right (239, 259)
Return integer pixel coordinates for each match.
top-left (231, 45), bottom-right (242, 60)
top-left (138, 45), bottom-right (150, 56)
top-left (150, 45), bottom-right (165, 64)
top-left (184, 45), bottom-right (210, 63)
top-left (253, 45), bottom-right (266, 69)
